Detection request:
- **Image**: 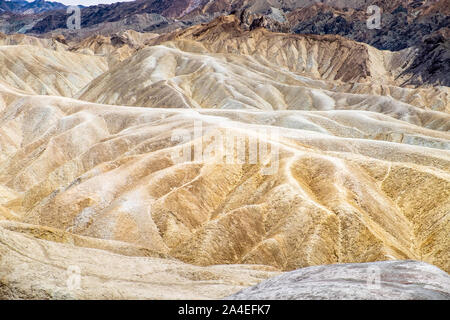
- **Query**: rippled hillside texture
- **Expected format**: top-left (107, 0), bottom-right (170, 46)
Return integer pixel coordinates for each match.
top-left (0, 1), bottom-right (449, 300)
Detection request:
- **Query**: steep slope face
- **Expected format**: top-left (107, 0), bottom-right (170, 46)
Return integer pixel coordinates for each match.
top-left (21, 0), bottom-right (199, 34)
top-left (284, 1), bottom-right (450, 86)
top-left (1, 0), bottom-right (446, 49)
top-left (228, 260), bottom-right (450, 300)
top-left (0, 32), bottom-right (68, 50)
top-left (1, 82), bottom-right (449, 272)
top-left (77, 16), bottom-right (449, 113)
top-left (0, 45), bottom-right (107, 96)
top-left (69, 30), bottom-right (159, 66)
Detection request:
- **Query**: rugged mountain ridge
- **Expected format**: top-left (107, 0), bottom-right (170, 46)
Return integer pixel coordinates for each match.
top-left (1, 1), bottom-right (447, 85)
top-left (1, 0), bottom-right (447, 50)
top-left (1, 79), bottom-right (449, 273)
top-left (0, 0), bottom-right (66, 14)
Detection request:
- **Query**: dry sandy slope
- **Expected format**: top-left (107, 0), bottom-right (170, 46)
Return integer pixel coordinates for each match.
top-left (69, 30), bottom-right (159, 66)
top-left (76, 41), bottom-right (450, 116)
top-left (0, 223), bottom-right (278, 299)
top-left (0, 82), bottom-right (448, 273)
top-left (0, 45), bottom-right (107, 97)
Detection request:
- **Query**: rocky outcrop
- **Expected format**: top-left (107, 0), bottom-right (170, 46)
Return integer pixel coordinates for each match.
top-left (228, 260), bottom-right (450, 300)
top-left (401, 29), bottom-right (450, 87)
top-left (289, 1), bottom-right (450, 50)
top-left (235, 7), bottom-right (290, 33)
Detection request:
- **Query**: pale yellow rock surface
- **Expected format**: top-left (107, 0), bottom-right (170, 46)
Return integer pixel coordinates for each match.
top-left (0, 16), bottom-right (448, 299)
top-left (69, 30), bottom-right (159, 67)
top-left (0, 84), bottom-right (448, 272)
top-left (0, 33), bottom-right (68, 51)
top-left (0, 45), bottom-right (107, 97)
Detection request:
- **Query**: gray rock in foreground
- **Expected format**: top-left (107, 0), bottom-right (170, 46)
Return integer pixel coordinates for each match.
top-left (227, 260), bottom-right (450, 300)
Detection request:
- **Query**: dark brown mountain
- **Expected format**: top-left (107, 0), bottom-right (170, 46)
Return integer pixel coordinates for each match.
top-left (401, 28), bottom-right (450, 86)
top-left (288, 0), bottom-right (450, 50)
top-left (7, 0), bottom-right (200, 34)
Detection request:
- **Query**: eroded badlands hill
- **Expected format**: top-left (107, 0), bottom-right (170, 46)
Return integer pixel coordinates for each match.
top-left (0, 77), bottom-right (449, 273)
top-left (0, 14), bottom-right (448, 299)
top-left (76, 16), bottom-right (449, 113)
top-left (0, 223), bottom-right (279, 299)
top-left (0, 43), bottom-right (107, 97)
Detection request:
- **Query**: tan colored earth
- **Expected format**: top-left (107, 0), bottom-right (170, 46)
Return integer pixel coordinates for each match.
top-left (0, 15), bottom-right (448, 299)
